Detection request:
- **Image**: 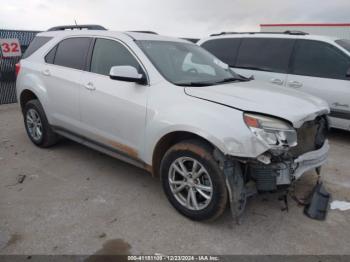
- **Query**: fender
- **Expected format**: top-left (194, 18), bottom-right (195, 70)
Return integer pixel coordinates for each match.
top-left (17, 63), bottom-right (52, 121)
top-left (141, 86), bottom-right (269, 165)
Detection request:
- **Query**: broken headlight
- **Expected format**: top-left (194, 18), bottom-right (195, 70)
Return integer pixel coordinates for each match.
top-left (244, 113), bottom-right (297, 149)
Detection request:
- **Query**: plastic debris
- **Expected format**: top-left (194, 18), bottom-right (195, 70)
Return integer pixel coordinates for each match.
top-left (304, 182), bottom-right (330, 221)
top-left (330, 200), bottom-right (350, 211)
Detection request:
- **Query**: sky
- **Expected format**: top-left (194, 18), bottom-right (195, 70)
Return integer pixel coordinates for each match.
top-left (0, 0), bottom-right (349, 38)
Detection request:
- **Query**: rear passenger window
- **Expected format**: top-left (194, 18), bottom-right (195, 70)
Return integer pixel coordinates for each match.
top-left (292, 40), bottom-right (350, 80)
top-left (54, 37), bottom-right (92, 70)
top-left (22, 36), bottom-right (52, 59)
top-left (201, 38), bottom-right (242, 66)
top-left (236, 38), bottom-right (295, 73)
top-left (90, 38), bottom-right (141, 76)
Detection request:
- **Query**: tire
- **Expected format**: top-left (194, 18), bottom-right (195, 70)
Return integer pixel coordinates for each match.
top-left (23, 99), bottom-right (59, 148)
top-left (160, 139), bottom-right (227, 221)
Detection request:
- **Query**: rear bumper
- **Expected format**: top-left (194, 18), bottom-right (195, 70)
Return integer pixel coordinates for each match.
top-left (293, 140), bottom-right (329, 180)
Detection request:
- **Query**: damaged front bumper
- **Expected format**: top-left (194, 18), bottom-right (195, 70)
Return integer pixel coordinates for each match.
top-left (250, 140), bottom-right (330, 190)
top-left (293, 140), bottom-right (329, 181)
top-left (219, 140), bottom-right (330, 224)
top-left (219, 115), bottom-right (330, 223)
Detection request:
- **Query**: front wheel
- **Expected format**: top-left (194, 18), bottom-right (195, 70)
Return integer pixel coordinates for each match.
top-left (160, 140), bottom-right (227, 221)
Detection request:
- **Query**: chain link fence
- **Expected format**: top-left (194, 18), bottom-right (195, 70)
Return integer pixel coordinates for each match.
top-left (0, 29), bottom-right (40, 104)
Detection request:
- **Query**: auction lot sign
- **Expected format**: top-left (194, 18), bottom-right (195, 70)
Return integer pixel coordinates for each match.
top-left (0, 38), bottom-right (22, 57)
top-left (0, 29), bottom-right (39, 104)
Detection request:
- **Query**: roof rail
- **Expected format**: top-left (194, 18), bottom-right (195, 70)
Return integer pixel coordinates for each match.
top-left (47, 25), bottom-right (107, 31)
top-left (127, 31), bottom-right (158, 35)
top-left (210, 30), bottom-right (309, 37)
top-left (210, 32), bottom-right (240, 36)
top-left (283, 30), bottom-right (308, 35)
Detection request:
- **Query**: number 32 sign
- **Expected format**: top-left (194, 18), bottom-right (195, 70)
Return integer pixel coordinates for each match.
top-left (0, 38), bottom-right (22, 57)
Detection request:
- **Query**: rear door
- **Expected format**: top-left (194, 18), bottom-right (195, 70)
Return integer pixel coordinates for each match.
top-left (287, 40), bottom-right (350, 130)
top-left (233, 38), bottom-right (295, 87)
top-left (43, 37), bottom-right (92, 133)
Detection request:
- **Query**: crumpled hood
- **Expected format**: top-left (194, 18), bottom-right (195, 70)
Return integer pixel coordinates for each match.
top-left (184, 80), bottom-right (330, 128)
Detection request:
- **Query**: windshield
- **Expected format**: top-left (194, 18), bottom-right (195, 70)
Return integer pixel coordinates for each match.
top-left (137, 40), bottom-right (245, 86)
top-left (336, 39), bottom-right (350, 53)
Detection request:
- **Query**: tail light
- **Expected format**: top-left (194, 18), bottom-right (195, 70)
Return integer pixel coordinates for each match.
top-left (15, 63), bottom-right (21, 76)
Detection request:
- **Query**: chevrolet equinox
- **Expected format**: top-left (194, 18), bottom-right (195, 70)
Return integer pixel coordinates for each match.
top-left (16, 25), bottom-right (330, 221)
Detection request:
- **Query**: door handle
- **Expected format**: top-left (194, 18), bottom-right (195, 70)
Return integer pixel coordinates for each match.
top-left (270, 78), bottom-right (283, 85)
top-left (84, 82), bottom-right (96, 91)
top-left (288, 81), bottom-right (303, 88)
top-left (42, 69), bottom-right (51, 76)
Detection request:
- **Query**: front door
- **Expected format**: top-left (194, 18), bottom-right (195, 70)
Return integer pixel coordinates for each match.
top-left (79, 38), bottom-right (149, 159)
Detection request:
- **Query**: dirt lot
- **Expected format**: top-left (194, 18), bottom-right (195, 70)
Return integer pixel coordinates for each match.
top-left (1, 103), bottom-right (350, 255)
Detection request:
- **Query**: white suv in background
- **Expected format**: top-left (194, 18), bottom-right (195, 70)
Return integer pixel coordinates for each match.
top-left (198, 32), bottom-right (350, 130)
top-left (17, 25), bottom-right (330, 221)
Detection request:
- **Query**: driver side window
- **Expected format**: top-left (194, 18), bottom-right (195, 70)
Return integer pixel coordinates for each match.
top-left (90, 38), bottom-right (141, 76)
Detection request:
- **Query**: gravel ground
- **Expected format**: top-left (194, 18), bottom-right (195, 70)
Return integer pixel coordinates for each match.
top-left (1, 103), bottom-right (350, 255)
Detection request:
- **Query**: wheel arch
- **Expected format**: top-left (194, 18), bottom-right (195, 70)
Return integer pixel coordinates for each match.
top-left (20, 89), bottom-right (39, 112)
top-left (17, 71), bottom-right (50, 115)
top-left (151, 131), bottom-right (219, 177)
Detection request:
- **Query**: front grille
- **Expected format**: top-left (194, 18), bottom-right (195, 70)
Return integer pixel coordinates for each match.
top-left (289, 116), bottom-right (328, 157)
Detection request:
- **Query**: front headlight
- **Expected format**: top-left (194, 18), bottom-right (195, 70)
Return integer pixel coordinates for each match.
top-left (244, 113), bottom-right (297, 149)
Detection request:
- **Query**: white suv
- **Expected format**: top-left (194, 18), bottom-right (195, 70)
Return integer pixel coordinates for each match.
top-left (16, 25), bottom-right (330, 221)
top-left (198, 32), bottom-right (350, 131)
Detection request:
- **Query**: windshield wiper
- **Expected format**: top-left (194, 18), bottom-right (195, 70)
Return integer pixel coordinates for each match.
top-left (175, 81), bottom-right (216, 87)
top-left (214, 77), bottom-right (241, 84)
top-left (235, 66), bottom-right (273, 72)
top-left (215, 75), bottom-right (252, 84)
top-left (176, 76), bottom-right (249, 86)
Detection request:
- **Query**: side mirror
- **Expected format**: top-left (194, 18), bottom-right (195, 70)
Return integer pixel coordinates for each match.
top-left (109, 66), bottom-right (147, 85)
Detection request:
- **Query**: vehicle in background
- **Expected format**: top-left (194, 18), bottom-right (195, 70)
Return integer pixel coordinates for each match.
top-left (198, 31), bottom-right (350, 131)
top-left (260, 23), bottom-right (350, 39)
top-left (16, 25), bottom-right (330, 222)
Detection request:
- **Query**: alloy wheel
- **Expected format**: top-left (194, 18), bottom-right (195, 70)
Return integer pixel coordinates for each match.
top-left (26, 108), bottom-right (43, 141)
top-left (168, 157), bottom-right (213, 211)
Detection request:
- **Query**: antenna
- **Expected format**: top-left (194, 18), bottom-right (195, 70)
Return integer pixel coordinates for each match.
top-left (74, 19), bottom-right (78, 26)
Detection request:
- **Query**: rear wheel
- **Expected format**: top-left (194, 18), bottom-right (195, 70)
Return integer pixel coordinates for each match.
top-left (160, 140), bottom-right (227, 221)
top-left (24, 99), bottom-right (58, 147)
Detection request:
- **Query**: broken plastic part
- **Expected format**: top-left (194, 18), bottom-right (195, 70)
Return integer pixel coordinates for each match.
top-left (316, 166), bottom-right (322, 175)
top-left (278, 191), bottom-right (289, 212)
top-left (223, 160), bottom-right (247, 225)
top-left (304, 182), bottom-right (331, 221)
top-left (257, 154), bottom-right (271, 165)
top-left (213, 149), bottom-right (248, 224)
